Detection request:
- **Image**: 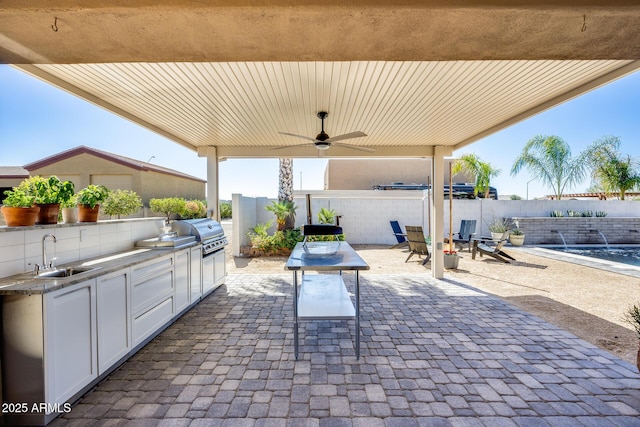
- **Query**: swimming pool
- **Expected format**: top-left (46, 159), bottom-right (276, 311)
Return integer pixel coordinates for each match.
top-left (551, 246), bottom-right (640, 267)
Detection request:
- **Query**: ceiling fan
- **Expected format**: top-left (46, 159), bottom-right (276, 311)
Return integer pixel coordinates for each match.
top-left (276, 111), bottom-right (374, 153)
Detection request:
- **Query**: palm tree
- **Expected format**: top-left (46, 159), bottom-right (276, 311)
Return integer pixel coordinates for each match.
top-left (266, 200), bottom-right (297, 231)
top-left (511, 135), bottom-right (586, 200)
top-left (584, 136), bottom-right (640, 200)
top-left (451, 154), bottom-right (500, 199)
top-left (277, 158), bottom-right (296, 229)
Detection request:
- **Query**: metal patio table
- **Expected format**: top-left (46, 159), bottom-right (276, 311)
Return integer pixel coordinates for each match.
top-left (285, 241), bottom-right (370, 359)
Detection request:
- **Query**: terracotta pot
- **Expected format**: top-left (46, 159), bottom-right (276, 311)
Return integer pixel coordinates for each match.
top-left (78, 204), bottom-right (100, 222)
top-left (35, 203), bottom-right (60, 224)
top-left (1, 206), bottom-right (40, 227)
top-left (62, 207), bottom-right (79, 224)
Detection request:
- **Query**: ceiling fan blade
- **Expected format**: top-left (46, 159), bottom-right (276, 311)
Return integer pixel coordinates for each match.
top-left (332, 142), bottom-right (376, 153)
top-left (325, 131), bottom-right (367, 143)
top-left (278, 132), bottom-right (317, 142)
top-left (271, 143), bottom-right (317, 151)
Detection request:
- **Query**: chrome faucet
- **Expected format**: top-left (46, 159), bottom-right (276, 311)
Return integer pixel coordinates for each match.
top-left (42, 233), bottom-right (57, 270)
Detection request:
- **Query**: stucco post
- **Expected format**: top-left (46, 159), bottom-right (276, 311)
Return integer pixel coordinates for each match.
top-left (431, 146), bottom-right (452, 279)
top-left (198, 147), bottom-right (220, 221)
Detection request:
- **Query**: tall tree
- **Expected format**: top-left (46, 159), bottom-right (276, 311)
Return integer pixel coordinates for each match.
top-left (451, 153), bottom-right (500, 199)
top-left (584, 136), bottom-right (640, 200)
top-left (277, 158), bottom-right (296, 229)
top-left (511, 135), bottom-right (586, 200)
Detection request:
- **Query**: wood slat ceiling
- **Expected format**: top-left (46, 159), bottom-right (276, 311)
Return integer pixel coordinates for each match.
top-left (21, 60), bottom-right (639, 158)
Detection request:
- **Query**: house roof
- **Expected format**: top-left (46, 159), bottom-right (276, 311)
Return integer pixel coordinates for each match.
top-left (23, 146), bottom-right (205, 183)
top-left (0, 166), bottom-right (29, 179)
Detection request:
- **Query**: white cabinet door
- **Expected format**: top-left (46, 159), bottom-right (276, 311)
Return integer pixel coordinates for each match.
top-left (214, 249), bottom-right (226, 286)
top-left (175, 249), bottom-right (190, 313)
top-left (190, 245), bottom-right (202, 303)
top-left (97, 269), bottom-right (131, 374)
top-left (202, 254), bottom-right (215, 295)
top-left (45, 279), bottom-right (98, 406)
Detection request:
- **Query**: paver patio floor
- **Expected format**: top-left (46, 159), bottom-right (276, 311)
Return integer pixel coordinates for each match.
top-left (53, 273), bottom-right (640, 426)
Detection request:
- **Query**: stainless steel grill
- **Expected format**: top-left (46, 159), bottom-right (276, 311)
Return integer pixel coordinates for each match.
top-left (172, 219), bottom-right (228, 256)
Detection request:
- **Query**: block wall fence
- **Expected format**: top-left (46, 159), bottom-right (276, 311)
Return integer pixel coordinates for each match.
top-left (231, 191), bottom-right (640, 256)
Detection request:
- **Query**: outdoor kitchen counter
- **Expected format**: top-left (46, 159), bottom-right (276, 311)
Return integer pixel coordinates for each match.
top-left (0, 242), bottom-right (199, 295)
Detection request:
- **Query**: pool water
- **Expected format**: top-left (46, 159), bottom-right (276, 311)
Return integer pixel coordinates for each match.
top-left (553, 246), bottom-right (640, 267)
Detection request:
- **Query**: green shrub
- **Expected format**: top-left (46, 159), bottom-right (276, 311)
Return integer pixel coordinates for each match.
top-left (318, 207), bottom-right (337, 224)
top-left (181, 199), bottom-right (207, 219)
top-left (150, 197), bottom-right (186, 221)
top-left (220, 201), bottom-right (232, 219)
top-left (102, 190), bottom-right (143, 219)
top-left (247, 222), bottom-right (303, 252)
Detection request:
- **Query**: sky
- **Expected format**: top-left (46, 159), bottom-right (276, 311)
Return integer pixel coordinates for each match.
top-left (1, 64), bottom-right (639, 200)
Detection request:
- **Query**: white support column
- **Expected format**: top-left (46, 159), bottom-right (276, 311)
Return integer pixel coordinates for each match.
top-left (198, 147), bottom-right (220, 221)
top-left (431, 146), bottom-right (451, 279)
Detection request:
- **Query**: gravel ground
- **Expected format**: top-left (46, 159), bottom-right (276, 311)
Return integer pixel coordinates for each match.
top-left (223, 222), bottom-right (639, 366)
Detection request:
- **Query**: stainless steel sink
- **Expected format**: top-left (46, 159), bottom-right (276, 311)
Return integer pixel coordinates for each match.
top-left (34, 266), bottom-right (99, 279)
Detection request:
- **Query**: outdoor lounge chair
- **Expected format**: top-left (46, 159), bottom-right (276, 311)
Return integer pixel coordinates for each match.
top-left (390, 220), bottom-right (408, 248)
top-left (405, 225), bottom-right (431, 265)
top-left (445, 219), bottom-right (477, 252)
top-left (471, 231), bottom-right (516, 263)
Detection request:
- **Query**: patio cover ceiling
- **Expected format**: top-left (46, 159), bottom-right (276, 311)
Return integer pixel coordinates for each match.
top-left (2, 1), bottom-right (640, 159)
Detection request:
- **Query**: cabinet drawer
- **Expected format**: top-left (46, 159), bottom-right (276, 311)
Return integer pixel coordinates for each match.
top-left (132, 296), bottom-right (174, 346)
top-left (131, 256), bottom-right (174, 283)
top-left (132, 269), bottom-right (174, 314)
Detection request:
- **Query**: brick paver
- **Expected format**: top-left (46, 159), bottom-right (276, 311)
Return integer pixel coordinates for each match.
top-left (52, 274), bottom-right (640, 426)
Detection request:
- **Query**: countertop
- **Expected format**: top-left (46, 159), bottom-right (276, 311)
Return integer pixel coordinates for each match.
top-left (0, 242), bottom-right (199, 295)
top-left (284, 241), bottom-right (370, 271)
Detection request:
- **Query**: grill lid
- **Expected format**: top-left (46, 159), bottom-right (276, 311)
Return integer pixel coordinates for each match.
top-left (172, 219), bottom-right (225, 242)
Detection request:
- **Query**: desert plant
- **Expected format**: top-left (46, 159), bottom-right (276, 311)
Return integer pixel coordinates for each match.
top-left (77, 184), bottom-right (110, 208)
top-left (102, 189), bottom-right (143, 219)
top-left (566, 210), bottom-right (582, 217)
top-left (220, 201), bottom-right (232, 219)
top-left (582, 210), bottom-right (593, 217)
top-left (488, 218), bottom-right (509, 233)
top-left (550, 210), bottom-right (565, 217)
top-left (149, 197), bottom-right (186, 221)
top-left (596, 211), bottom-right (608, 217)
top-left (265, 200), bottom-right (297, 231)
top-left (624, 303), bottom-right (640, 340)
top-left (510, 228), bottom-right (524, 236)
top-left (181, 199), bottom-right (207, 219)
top-left (318, 207), bottom-right (337, 224)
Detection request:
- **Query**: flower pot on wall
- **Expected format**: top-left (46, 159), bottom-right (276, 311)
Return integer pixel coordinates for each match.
top-left (62, 207), bottom-right (79, 224)
top-left (35, 203), bottom-right (60, 224)
top-left (1, 206), bottom-right (40, 227)
top-left (78, 204), bottom-right (100, 222)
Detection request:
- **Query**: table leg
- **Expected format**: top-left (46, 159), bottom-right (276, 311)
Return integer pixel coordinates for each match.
top-left (293, 271), bottom-right (299, 360)
top-left (355, 270), bottom-right (360, 360)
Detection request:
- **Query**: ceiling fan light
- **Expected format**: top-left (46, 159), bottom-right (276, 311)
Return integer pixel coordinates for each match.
top-left (315, 142), bottom-right (331, 150)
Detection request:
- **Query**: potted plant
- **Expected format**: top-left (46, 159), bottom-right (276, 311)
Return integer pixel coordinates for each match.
top-left (509, 228), bottom-right (525, 246)
top-left (61, 195), bottom-right (79, 224)
top-left (623, 302), bottom-right (640, 372)
top-left (102, 189), bottom-right (143, 219)
top-left (488, 218), bottom-right (509, 241)
top-left (76, 184), bottom-right (110, 222)
top-left (19, 175), bottom-right (75, 224)
top-left (443, 249), bottom-right (460, 269)
top-left (1, 188), bottom-right (40, 226)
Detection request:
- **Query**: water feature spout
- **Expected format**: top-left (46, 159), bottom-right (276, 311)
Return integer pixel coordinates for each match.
top-left (551, 230), bottom-right (568, 250)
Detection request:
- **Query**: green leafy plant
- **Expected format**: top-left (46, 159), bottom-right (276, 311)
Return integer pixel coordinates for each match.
top-left (582, 210), bottom-right (593, 217)
top-left (510, 228), bottom-right (524, 236)
top-left (623, 303), bottom-right (640, 340)
top-left (149, 197), bottom-right (186, 221)
top-left (550, 210), bottom-right (565, 217)
top-left (596, 211), bottom-right (608, 217)
top-left (265, 200), bottom-right (297, 231)
top-left (76, 184), bottom-right (110, 208)
top-left (220, 201), bottom-right (232, 219)
top-left (102, 189), bottom-right (143, 219)
top-left (566, 210), bottom-right (582, 217)
top-left (60, 194), bottom-right (78, 208)
top-left (19, 175), bottom-right (75, 205)
top-left (2, 188), bottom-right (35, 207)
top-left (181, 199), bottom-right (207, 219)
top-left (318, 207), bottom-right (337, 224)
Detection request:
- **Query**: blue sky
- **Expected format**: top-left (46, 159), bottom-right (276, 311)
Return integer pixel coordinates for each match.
top-left (1, 64), bottom-right (639, 200)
